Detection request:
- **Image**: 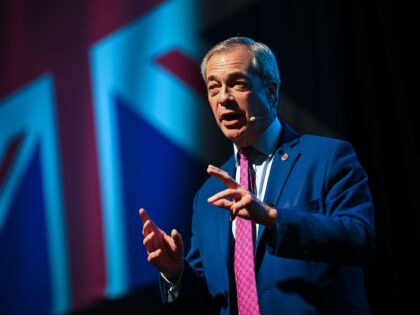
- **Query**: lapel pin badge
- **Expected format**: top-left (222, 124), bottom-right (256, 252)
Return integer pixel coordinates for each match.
top-left (281, 153), bottom-right (288, 161)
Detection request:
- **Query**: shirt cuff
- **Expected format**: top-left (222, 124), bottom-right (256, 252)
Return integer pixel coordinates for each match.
top-left (160, 263), bottom-right (185, 302)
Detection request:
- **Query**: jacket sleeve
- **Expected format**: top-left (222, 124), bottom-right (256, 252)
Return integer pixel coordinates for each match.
top-left (159, 192), bottom-right (217, 315)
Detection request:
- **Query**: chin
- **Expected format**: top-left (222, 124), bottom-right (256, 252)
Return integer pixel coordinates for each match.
top-left (226, 132), bottom-right (248, 147)
top-left (222, 128), bottom-right (243, 141)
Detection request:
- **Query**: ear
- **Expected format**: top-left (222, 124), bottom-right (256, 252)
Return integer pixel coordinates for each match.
top-left (265, 82), bottom-right (277, 107)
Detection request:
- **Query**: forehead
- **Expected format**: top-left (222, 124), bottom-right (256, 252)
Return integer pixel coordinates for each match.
top-left (206, 46), bottom-right (254, 80)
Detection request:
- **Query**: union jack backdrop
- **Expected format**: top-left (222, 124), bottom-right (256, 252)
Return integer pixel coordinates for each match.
top-left (0, 1), bottom-right (232, 314)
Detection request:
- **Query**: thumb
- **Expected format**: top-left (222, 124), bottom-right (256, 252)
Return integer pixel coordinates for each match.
top-left (171, 229), bottom-right (184, 254)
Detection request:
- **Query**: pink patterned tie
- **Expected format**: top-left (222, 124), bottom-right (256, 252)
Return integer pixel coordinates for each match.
top-left (234, 147), bottom-right (261, 315)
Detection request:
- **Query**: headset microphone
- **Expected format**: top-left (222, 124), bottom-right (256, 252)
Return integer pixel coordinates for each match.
top-left (249, 115), bottom-right (271, 122)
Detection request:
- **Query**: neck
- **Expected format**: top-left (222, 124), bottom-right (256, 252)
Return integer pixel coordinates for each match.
top-left (235, 113), bottom-right (276, 148)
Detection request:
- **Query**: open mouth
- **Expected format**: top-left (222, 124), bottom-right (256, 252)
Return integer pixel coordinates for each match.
top-left (221, 112), bottom-right (242, 122)
top-left (220, 112), bottom-right (243, 128)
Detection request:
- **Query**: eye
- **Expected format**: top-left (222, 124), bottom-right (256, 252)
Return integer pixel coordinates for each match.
top-left (234, 80), bottom-right (250, 90)
top-left (207, 83), bottom-right (220, 96)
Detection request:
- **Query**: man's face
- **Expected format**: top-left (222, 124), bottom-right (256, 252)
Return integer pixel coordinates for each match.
top-left (205, 45), bottom-right (274, 148)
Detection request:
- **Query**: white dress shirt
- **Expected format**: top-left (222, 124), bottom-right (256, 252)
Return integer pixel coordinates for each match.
top-left (232, 117), bottom-right (282, 237)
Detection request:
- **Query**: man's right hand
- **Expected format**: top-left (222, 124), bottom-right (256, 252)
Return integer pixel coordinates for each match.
top-left (139, 208), bottom-right (184, 282)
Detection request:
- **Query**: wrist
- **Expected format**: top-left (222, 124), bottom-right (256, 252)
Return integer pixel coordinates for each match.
top-left (164, 260), bottom-right (184, 282)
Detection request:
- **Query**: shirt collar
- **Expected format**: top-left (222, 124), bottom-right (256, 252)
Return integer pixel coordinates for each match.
top-left (234, 117), bottom-right (282, 166)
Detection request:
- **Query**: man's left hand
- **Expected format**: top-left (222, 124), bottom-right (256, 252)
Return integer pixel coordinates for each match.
top-left (207, 164), bottom-right (277, 229)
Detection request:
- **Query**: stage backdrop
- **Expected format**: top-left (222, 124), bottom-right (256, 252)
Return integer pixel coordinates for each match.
top-left (0, 1), bottom-right (231, 314)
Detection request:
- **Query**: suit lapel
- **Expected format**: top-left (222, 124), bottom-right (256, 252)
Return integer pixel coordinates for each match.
top-left (256, 124), bottom-right (301, 247)
top-left (219, 156), bottom-right (236, 266)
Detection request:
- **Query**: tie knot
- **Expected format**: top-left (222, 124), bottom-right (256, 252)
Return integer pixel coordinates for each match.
top-left (239, 147), bottom-right (253, 161)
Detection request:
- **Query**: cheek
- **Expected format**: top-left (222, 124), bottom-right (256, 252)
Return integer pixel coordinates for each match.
top-left (247, 92), bottom-right (270, 113)
top-left (208, 99), bottom-right (219, 117)
top-left (237, 93), bottom-right (257, 113)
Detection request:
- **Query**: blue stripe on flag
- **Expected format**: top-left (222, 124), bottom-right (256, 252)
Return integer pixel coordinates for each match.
top-left (114, 95), bottom-right (207, 290)
top-left (0, 147), bottom-right (52, 315)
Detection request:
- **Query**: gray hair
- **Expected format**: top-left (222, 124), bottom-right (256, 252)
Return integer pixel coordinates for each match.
top-left (200, 36), bottom-right (281, 106)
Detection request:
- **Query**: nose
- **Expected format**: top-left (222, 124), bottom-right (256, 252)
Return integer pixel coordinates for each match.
top-left (218, 86), bottom-right (234, 106)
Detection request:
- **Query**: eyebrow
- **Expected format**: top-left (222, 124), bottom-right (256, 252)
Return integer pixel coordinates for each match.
top-left (206, 71), bottom-right (248, 83)
top-left (206, 75), bottom-right (219, 83)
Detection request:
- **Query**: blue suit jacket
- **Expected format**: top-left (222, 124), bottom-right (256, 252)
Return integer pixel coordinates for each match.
top-left (162, 124), bottom-right (376, 315)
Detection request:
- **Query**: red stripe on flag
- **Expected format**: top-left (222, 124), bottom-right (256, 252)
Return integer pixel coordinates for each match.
top-left (0, 134), bottom-right (24, 189)
top-left (156, 49), bottom-right (207, 97)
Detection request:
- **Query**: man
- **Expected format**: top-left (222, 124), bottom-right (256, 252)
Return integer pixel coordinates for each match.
top-left (140, 36), bottom-right (376, 315)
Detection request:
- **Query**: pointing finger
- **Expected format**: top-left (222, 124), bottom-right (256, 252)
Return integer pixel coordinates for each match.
top-left (139, 208), bottom-right (150, 224)
top-left (207, 165), bottom-right (239, 189)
